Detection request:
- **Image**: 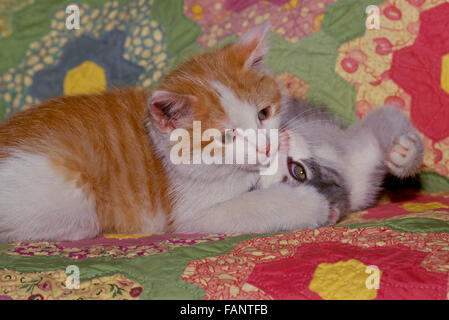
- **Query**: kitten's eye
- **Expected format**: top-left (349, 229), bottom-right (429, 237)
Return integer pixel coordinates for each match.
top-left (258, 106), bottom-right (272, 121)
top-left (288, 158), bottom-right (307, 182)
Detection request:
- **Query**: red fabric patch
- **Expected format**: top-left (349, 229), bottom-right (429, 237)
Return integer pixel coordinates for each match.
top-left (390, 3), bottom-right (449, 142)
top-left (364, 194), bottom-right (449, 220)
top-left (247, 242), bottom-right (448, 300)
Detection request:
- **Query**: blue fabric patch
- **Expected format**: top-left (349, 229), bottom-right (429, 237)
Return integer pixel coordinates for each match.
top-left (30, 29), bottom-right (144, 100)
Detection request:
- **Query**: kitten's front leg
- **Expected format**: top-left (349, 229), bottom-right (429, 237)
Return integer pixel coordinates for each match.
top-left (174, 184), bottom-right (331, 234)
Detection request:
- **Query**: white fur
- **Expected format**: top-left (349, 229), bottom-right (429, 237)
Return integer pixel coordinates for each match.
top-left (211, 80), bottom-right (258, 130)
top-left (140, 202), bottom-right (168, 234)
top-left (0, 151), bottom-right (99, 243)
top-left (344, 132), bottom-right (382, 211)
top-left (287, 134), bottom-right (312, 160)
top-left (175, 183), bottom-right (330, 234)
top-left (314, 144), bottom-right (340, 164)
top-left (168, 163), bottom-right (261, 231)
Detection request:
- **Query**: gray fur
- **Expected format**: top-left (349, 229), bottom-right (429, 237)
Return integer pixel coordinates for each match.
top-left (280, 98), bottom-right (424, 218)
top-left (302, 158), bottom-right (350, 215)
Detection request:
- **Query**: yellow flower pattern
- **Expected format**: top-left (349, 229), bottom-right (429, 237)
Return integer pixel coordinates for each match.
top-left (309, 259), bottom-right (381, 300)
top-left (63, 61), bottom-right (107, 95)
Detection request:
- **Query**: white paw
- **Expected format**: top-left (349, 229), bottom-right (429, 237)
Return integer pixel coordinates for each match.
top-left (326, 207), bottom-right (340, 226)
top-left (385, 132), bottom-right (421, 177)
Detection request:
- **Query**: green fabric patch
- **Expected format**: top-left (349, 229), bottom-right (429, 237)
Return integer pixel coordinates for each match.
top-left (150, 0), bottom-right (201, 59)
top-left (321, 0), bottom-right (384, 43)
top-left (0, 0), bottom-right (132, 74)
top-left (0, 234), bottom-right (259, 300)
top-left (418, 172), bottom-right (449, 192)
top-left (0, 99), bottom-right (6, 122)
top-left (148, 0), bottom-right (206, 84)
top-left (266, 0), bottom-right (385, 125)
top-left (344, 218), bottom-right (449, 234)
top-left (266, 32), bottom-right (356, 125)
top-left (127, 234), bottom-right (260, 299)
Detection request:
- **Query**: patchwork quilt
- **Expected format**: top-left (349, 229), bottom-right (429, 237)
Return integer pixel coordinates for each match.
top-left (1, 0), bottom-right (449, 300)
top-left (1, 192), bottom-right (449, 300)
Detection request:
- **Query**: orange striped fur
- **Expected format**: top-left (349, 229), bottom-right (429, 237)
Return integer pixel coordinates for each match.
top-left (0, 89), bottom-right (172, 233)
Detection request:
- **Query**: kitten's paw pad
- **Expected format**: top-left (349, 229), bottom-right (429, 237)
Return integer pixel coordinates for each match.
top-left (326, 207), bottom-right (340, 226)
top-left (386, 133), bottom-right (421, 177)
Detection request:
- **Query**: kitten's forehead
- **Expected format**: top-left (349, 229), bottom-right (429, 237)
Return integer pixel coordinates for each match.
top-left (288, 133), bottom-right (312, 160)
top-left (210, 80), bottom-right (258, 129)
top-left (288, 133), bottom-right (341, 172)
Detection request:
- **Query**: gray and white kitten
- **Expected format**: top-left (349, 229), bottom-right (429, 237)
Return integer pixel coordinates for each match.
top-left (272, 99), bottom-right (423, 223)
top-left (191, 100), bottom-right (423, 233)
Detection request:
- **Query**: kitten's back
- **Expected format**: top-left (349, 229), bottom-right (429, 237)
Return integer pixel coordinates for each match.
top-left (0, 89), bottom-right (171, 242)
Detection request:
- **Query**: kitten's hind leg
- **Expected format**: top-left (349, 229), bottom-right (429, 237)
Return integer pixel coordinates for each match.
top-left (0, 151), bottom-right (100, 243)
top-left (354, 106), bottom-right (424, 178)
top-left (343, 106), bottom-right (423, 211)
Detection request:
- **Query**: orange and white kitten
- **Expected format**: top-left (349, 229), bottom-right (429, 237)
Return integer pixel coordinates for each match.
top-left (0, 24), bottom-right (295, 242)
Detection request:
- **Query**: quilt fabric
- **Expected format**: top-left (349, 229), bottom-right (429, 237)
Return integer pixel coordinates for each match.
top-left (1, 0), bottom-right (449, 299)
top-left (1, 192), bottom-right (449, 300)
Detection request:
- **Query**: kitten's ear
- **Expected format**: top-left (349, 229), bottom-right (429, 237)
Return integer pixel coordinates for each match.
top-left (147, 90), bottom-right (196, 132)
top-left (238, 22), bottom-right (271, 71)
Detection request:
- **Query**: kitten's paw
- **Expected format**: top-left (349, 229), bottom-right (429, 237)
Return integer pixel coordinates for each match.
top-left (385, 132), bottom-right (422, 178)
top-left (326, 207), bottom-right (340, 226)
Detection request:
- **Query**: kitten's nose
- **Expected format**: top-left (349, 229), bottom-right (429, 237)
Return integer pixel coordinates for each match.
top-left (265, 143), bottom-right (271, 156)
top-left (258, 143), bottom-right (270, 156)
